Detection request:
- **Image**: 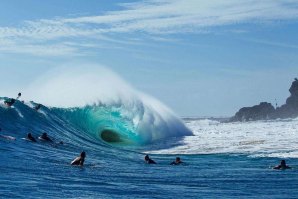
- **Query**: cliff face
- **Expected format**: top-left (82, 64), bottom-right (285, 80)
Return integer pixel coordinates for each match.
top-left (230, 79), bottom-right (298, 122)
top-left (231, 102), bottom-right (275, 122)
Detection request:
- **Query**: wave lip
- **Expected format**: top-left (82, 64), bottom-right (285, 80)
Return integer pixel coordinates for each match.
top-left (56, 99), bottom-right (193, 145)
top-left (18, 66), bottom-right (193, 145)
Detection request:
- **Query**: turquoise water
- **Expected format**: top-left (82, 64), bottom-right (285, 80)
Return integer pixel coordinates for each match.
top-left (1, 98), bottom-right (298, 198)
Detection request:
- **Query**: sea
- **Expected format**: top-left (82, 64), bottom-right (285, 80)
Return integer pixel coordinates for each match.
top-left (0, 65), bottom-right (298, 199)
top-left (1, 95), bottom-right (298, 199)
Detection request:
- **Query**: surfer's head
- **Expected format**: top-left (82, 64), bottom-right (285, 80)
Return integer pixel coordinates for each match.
top-left (80, 151), bottom-right (86, 158)
top-left (145, 155), bottom-right (149, 161)
top-left (281, 160), bottom-right (286, 166)
top-left (176, 157), bottom-right (181, 162)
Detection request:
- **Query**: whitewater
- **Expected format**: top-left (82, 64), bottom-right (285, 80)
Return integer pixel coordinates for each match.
top-left (1, 67), bottom-right (297, 198)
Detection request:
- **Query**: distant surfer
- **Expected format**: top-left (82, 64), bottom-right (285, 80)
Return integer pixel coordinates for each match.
top-left (4, 98), bottom-right (16, 107)
top-left (38, 132), bottom-right (53, 142)
top-left (144, 155), bottom-right (156, 164)
top-left (71, 151), bottom-right (86, 166)
top-left (3, 93), bottom-right (21, 107)
top-left (26, 133), bottom-right (37, 142)
top-left (170, 157), bottom-right (183, 165)
top-left (34, 104), bottom-right (42, 111)
top-left (273, 160), bottom-right (291, 170)
top-left (16, 92), bottom-right (21, 100)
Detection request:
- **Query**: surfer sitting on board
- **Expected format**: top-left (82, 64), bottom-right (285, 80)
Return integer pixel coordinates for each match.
top-left (170, 157), bottom-right (183, 165)
top-left (38, 132), bottom-right (53, 142)
top-left (144, 155), bottom-right (156, 164)
top-left (274, 160), bottom-right (291, 170)
top-left (71, 151), bottom-right (86, 166)
top-left (26, 133), bottom-right (37, 142)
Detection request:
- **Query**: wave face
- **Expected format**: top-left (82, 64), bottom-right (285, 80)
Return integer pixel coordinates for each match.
top-left (0, 66), bottom-right (192, 145)
top-left (53, 99), bottom-right (192, 145)
top-left (0, 98), bottom-right (191, 145)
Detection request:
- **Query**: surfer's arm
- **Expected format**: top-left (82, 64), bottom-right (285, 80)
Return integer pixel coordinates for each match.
top-left (71, 157), bottom-right (81, 165)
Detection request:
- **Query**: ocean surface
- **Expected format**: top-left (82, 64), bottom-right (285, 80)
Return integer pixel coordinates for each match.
top-left (1, 97), bottom-right (298, 199)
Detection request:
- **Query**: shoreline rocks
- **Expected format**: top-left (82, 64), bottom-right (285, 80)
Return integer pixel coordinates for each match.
top-left (230, 78), bottom-right (298, 122)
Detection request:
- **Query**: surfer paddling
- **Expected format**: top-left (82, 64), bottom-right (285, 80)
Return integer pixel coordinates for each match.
top-left (71, 151), bottom-right (86, 166)
top-left (38, 132), bottom-right (53, 142)
top-left (144, 155), bottom-right (156, 164)
top-left (170, 157), bottom-right (183, 165)
top-left (26, 133), bottom-right (37, 142)
top-left (273, 160), bottom-right (291, 170)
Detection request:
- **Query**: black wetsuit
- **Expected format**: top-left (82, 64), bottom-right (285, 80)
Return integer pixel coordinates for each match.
top-left (28, 136), bottom-right (37, 142)
top-left (146, 159), bottom-right (156, 164)
top-left (4, 99), bottom-right (16, 106)
top-left (40, 135), bottom-right (53, 142)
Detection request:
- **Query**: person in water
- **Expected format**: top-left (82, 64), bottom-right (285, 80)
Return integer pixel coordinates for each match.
top-left (4, 98), bottom-right (16, 107)
top-left (71, 151), bottom-right (86, 166)
top-left (16, 92), bottom-right (21, 100)
top-left (274, 160), bottom-right (291, 170)
top-left (34, 104), bottom-right (42, 111)
top-left (26, 133), bottom-right (37, 142)
top-left (39, 132), bottom-right (53, 142)
top-left (170, 157), bottom-right (183, 165)
top-left (144, 155), bottom-right (156, 164)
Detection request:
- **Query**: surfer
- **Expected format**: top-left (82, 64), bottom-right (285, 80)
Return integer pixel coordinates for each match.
top-left (26, 133), bottom-right (37, 142)
top-left (170, 157), bottom-right (183, 165)
top-left (273, 160), bottom-right (291, 170)
top-left (38, 132), bottom-right (53, 142)
top-left (4, 98), bottom-right (16, 107)
top-left (71, 151), bottom-right (86, 166)
top-left (34, 104), bottom-right (42, 111)
top-left (144, 155), bottom-right (156, 164)
top-left (5, 93), bottom-right (22, 106)
top-left (16, 92), bottom-right (21, 100)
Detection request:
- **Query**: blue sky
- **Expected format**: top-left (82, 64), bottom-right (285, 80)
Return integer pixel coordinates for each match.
top-left (0, 0), bottom-right (298, 117)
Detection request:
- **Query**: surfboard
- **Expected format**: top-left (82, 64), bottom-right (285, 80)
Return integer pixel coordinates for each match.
top-left (0, 135), bottom-right (16, 140)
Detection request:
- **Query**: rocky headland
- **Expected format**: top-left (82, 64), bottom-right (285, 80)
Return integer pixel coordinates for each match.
top-left (230, 78), bottom-right (298, 122)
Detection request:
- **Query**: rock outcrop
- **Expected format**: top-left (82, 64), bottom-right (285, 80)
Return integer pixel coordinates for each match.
top-left (230, 78), bottom-right (298, 122)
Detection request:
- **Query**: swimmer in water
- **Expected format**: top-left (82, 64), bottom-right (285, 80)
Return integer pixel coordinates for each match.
top-left (71, 151), bottom-right (86, 166)
top-left (4, 98), bottom-right (16, 107)
top-left (144, 155), bottom-right (156, 164)
top-left (273, 160), bottom-right (291, 170)
top-left (39, 132), bottom-right (53, 142)
top-left (26, 133), bottom-right (37, 142)
top-left (34, 104), bottom-right (42, 111)
top-left (170, 157), bottom-right (183, 165)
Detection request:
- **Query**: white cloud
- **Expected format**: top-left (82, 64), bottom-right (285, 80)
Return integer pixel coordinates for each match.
top-left (0, 0), bottom-right (297, 56)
